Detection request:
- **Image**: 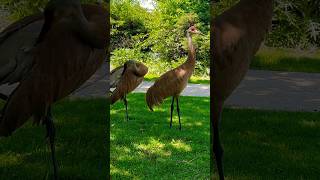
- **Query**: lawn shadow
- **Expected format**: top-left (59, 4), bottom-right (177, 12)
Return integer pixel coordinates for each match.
top-left (219, 108), bottom-right (320, 179)
top-left (0, 98), bottom-right (108, 179)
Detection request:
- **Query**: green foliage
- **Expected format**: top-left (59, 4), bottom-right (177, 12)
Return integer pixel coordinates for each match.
top-left (111, 0), bottom-right (150, 50)
top-left (111, 0), bottom-right (210, 76)
top-left (213, 0), bottom-right (320, 49)
top-left (267, 0), bottom-right (320, 49)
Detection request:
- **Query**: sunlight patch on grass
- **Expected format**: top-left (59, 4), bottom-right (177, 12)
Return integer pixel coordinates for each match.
top-left (0, 153), bottom-right (23, 166)
top-left (169, 139), bottom-right (192, 152)
top-left (301, 120), bottom-right (320, 128)
top-left (110, 165), bottom-right (134, 178)
top-left (135, 138), bottom-right (171, 158)
top-left (111, 93), bottom-right (210, 178)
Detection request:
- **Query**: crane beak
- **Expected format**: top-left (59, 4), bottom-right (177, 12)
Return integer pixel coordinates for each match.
top-left (194, 30), bottom-right (204, 35)
top-left (198, 31), bottom-right (204, 35)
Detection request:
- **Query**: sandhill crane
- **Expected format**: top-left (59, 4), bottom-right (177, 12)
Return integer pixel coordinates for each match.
top-left (110, 60), bottom-right (148, 121)
top-left (146, 25), bottom-right (201, 130)
top-left (0, 0), bottom-right (108, 179)
top-left (211, 0), bottom-right (273, 179)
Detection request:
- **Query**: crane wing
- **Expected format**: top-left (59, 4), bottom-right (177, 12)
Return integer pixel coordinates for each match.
top-left (110, 65), bottom-right (124, 89)
top-left (212, 18), bottom-right (244, 69)
top-left (0, 14), bottom-right (43, 85)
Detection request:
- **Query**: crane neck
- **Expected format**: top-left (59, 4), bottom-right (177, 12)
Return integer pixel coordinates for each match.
top-left (186, 31), bottom-right (196, 65)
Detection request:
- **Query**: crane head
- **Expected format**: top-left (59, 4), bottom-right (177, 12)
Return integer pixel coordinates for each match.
top-left (187, 25), bottom-right (202, 35)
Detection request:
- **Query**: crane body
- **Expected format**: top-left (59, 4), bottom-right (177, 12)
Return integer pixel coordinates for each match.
top-left (211, 0), bottom-right (274, 179)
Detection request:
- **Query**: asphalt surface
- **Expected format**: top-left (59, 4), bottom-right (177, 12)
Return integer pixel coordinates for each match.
top-left (134, 70), bottom-right (320, 112)
top-left (1, 66), bottom-right (319, 112)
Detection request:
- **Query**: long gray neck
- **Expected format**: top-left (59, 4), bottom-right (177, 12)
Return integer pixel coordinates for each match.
top-left (186, 31), bottom-right (196, 64)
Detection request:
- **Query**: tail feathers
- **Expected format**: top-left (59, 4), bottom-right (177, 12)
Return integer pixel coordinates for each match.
top-left (146, 86), bottom-right (165, 111)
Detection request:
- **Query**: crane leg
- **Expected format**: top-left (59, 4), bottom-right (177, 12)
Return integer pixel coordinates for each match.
top-left (170, 96), bottom-right (175, 128)
top-left (212, 100), bottom-right (224, 180)
top-left (0, 93), bottom-right (8, 101)
top-left (45, 107), bottom-right (58, 180)
top-left (176, 96), bottom-right (181, 130)
top-left (123, 95), bottom-right (129, 121)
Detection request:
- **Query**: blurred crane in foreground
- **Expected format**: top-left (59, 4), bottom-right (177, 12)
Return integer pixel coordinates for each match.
top-left (0, 0), bottom-right (108, 179)
top-left (211, 0), bottom-right (273, 179)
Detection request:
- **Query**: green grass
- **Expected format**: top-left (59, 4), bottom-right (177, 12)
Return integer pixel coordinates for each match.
top-left (214, 108), bottom-right (320, 179)
top-left (111, 93), bottom-right (210, 179)
top-left (251, 47), bottom-right (320, 73)
top-left (0, 98), bottom-right (108, 179)
top-left (111, 93), bottom-right (320, 179)
top-left (144, 74), bottom-right (210, 84)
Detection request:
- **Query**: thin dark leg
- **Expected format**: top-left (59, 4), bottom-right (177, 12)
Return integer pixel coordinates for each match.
top-left (45, 107), bottom-right (58, 180)
top-left (170, 96), bottom-right (175, 128)
top-left (123, 95), bottom-right (129, 121)
top-left (176, 96), bottom-right (181, 130)
top-left (0, 93), bottom-right (8, 101)
top-left (212, 100), bottom-right (224, 180)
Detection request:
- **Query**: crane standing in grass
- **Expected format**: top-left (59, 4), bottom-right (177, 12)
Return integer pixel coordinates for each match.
top-left (110, 60), bottom-right (148, 121)
top-left (211, 0), bottom-right (274, 179)
top-left (0, 0), bottom-right (108, 179)
top-left (146, 25), bottom-right (201, 130)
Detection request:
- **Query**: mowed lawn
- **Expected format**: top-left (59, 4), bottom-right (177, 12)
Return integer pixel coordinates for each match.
top-left (111, 93), bottom-right (320, 179)
top-left (252, 47), bottom-right (320, 73)
top-left (0, 98), bottom-right (108, 179)
top-left (216, 108), bottom-right (320, 180)
top-left (111, 93), bottom-right (210, 179)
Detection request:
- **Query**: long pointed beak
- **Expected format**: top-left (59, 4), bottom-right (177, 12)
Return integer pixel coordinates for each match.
top-left (197, 31), bottom-right (204, 35)
top-left (193, 29), bottom-right (204, 35)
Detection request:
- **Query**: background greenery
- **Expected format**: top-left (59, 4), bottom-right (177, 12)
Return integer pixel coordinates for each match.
top-left (111, 0), bottom-right (210, 77)
top-left (111, 0), bottom-right (320, 78)
top-left (2, 0), bottom-right (320, 77)
top-left (213, 0), bottom-right (320, 49)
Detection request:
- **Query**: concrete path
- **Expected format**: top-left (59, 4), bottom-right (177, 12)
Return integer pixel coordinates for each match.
top-left (133, 81), bottom-right (210, 97)
top-left (1, 67), bottom-right (319, 112)
top-left (226, 70), bottom-right (320, 112)
top-left (134, 70), bottom-right (320, 112)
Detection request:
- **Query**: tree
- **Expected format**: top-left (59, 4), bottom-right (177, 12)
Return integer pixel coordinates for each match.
top-left (111, 0), bottom-right (210, 76)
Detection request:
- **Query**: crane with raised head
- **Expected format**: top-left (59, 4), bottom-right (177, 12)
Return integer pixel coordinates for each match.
top-left (146, 25), bottom-right (201, 130)
top-left (0, 0), bottom-right (108, 179)
top-left (110, 60), bottom-right (148, 121)
top-left (211, 0), bottom-right (274, 179)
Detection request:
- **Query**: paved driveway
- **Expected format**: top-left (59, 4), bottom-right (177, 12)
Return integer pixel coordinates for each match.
top-left (1, 67), bottom-right (319, 112)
